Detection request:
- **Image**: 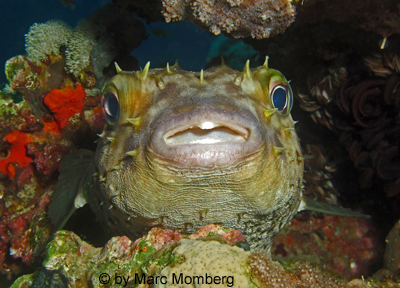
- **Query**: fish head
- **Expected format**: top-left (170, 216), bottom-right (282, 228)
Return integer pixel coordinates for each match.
top-left (93, 60), bottom-right (303, 250)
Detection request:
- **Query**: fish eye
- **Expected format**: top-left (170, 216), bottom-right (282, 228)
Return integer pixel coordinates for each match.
top-left (101, 91), bottom-right (120, 124)
top-left (271, 84), bottom-right (293, 115)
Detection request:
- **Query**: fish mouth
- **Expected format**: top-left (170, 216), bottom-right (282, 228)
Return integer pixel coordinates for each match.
top-left (164, 121), bottom-right (249, 145)
top-left (150, 108), bottom-right (263, 167)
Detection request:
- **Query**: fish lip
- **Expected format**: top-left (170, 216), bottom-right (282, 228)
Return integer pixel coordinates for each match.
top-left (150, 107), bottom-right (263, 167)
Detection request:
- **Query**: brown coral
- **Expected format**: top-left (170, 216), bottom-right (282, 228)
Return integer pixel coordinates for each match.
top-left (249, 252), bottom-right (349, 287)
top-left (296, 262), bottom-right (348, 288)
top-left (250, 252), bottom-right (299, 287)
top-left (161, 0), bottom-right (296, 39)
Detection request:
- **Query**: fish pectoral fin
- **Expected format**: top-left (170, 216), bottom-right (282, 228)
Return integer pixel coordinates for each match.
top-left (48, 149), bottom-right (96, 230)
top-left (299, 195), bottom-right (371, 219)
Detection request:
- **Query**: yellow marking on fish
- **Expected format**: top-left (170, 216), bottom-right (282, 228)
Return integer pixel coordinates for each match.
top-left (111, 189), bottom-right (121, 198)
top-left (200, 69), bottom-right (204, 84)
top-left (284, 128), bottom-right (295, 136)
top-left (172, 60), bottom-right (180, 69)
top-left (264, 108), bottom-right (278, 120)
top-left (126, 150), bottom-right (139, 157)
top-left (244, 60), bottom-right (252, 79)
top-left (273, 146), bottom-right (286, 154)
top-left (139, 62), bottom-right (150, 80)
top-left (263, 56), bottom-right (269, 69)
top-left (107, 137), bottom-right (115, 145)
top-left (166, 63), bottom-right (172, 73)
top-left (114, 62), bottom-right (122, 73)
top-left (111, 165), bottom-right (121, 172)
top-left (126, 117), bottom-right (142, 129)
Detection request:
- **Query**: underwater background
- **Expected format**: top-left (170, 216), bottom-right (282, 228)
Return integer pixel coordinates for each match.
top-left (1, 0), bottom-right (400, 287)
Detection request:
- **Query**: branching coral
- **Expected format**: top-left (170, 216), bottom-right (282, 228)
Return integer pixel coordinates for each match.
top-left (25, 20), bottom-right (73, 65)
top-left (161, 0), bottom-right (296, 39)
top-left (65, 21), bottom-right (97, 77)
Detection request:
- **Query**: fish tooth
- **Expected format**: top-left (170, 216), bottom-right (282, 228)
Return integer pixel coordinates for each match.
top-left (139, 61), bottom-right (150, 80)
top-left (263, 56), bottom-right (269, 69)
top-left (263, 108), bottom-right (278, 120)
top-left (126, 150), bottom-right (139, 157)
top-left (284, 128), bottom-right (294, 136)
top-left (126, 117), bottom-right (142, 129)
top-left (297, 156), bottom-right (304, 162)
top-left (99, 176), bottom-right (107, 182)
top-left (97, 131), bottom-right (106, 138)
top-left (107, 137), bottom-right (115, 144)
top-left (92, 172), bottom-right (98, 177)
top-left (273, 146), bottom-right (286, 154)
top-left (114, 62), bottom-right (122, 73)
top-left (199, 69), bottom-right (204, 84)
top-left (108, 205), bottom-right (113, 210)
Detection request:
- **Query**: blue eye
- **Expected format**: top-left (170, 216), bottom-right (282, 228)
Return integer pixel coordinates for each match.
top-left (101, 91), bottom-right (120, 124)
top-left (271, 84), bottom-right (293, 115)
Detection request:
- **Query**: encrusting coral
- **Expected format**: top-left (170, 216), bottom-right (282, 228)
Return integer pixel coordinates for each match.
top-left (161, 0), bottom-right (296, 39)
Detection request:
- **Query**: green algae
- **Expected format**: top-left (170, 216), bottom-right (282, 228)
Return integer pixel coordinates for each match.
top-left (10, 272), bottom-right (38, 288)
top-left (43, 230), bottom-right (80, 264)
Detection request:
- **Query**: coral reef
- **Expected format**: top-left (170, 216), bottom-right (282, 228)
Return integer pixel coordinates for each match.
top-left (64, 22), bottom-right (97, 77)
top-left (0, 30), bottom-right (105, 277)
top-left (43, 84), bottom-right (86, 128)
top-left (11, 226), bottom-right (251, 287)
top-left (161, 0), bottom-right (296, 39)
top-left (23, 5), bottom-right (145, 85)
top-left (251, 252), bottom-right (349, 287)
top-left (297, 51), bottom-right (400, 198)
top-left (272, 215), bottom-right (382, 280)
top-left (25, 20), bottom-right (73, 65)
top-left (384, 220), bottom-right (400, 274)
top-left (11, 224), bottom-right (397, 287)
top-left (296, 0), bottom-right (400, 38)
top-left (158, 239), bottom-right (251, 287)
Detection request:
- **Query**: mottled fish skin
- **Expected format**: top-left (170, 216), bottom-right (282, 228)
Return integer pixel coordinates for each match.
top-left (90, 61), bottom-right (304, 251)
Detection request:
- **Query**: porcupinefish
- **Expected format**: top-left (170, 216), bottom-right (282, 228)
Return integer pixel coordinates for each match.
top-left (49, 58), bottom-right (367, 251)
